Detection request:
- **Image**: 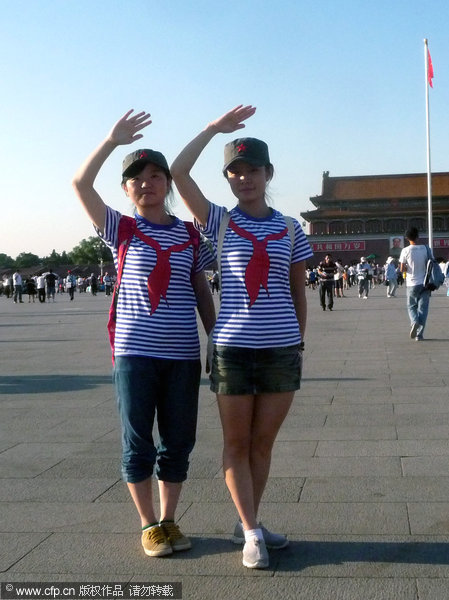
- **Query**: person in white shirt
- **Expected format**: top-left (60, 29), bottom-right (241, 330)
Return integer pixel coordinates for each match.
top-left (37, 275), bottom-right (46, 303)
top-left (399, 227), bottom-right (430, 341)
top-left (13, 270), bottom-right (23, 303)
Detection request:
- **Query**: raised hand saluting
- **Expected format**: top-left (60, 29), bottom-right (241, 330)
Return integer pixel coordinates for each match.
top-left (72, 109), bottom-right (152, 231)
top-left (209, 105), bottom-right (256, 134)
top-left (108, 110), bottom-right (152, 146)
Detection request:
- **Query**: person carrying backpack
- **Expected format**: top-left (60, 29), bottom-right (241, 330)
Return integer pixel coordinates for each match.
top-left (72, 110), bottom-right (215, 559)
top-left (171, 104), bottom-right (313, 570)
top-left (399, 227), bottom-right (431, 341)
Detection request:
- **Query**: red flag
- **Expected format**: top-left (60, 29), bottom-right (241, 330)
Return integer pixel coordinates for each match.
top-left (427, 49), bottom-right (434, 88)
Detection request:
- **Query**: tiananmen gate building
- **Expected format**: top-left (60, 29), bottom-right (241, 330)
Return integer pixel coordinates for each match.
top-left (301, 171), bottom-right (449, 265)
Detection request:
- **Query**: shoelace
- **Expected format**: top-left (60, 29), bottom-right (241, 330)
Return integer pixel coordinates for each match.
top-left (162, 522), bottom-right (182, 541)
top-left (145, 526), bottom-right (167, 545)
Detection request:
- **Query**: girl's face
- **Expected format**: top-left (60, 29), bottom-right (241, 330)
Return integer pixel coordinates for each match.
top-left (226, 162), bottom-right (270, 205)
top-left (123, 163), bottom-right (170, 213)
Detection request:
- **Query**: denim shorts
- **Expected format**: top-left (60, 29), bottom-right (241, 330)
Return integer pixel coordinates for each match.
top-left (210, 344), bottom-right (302, 395)
top-left (114, 355), bottom-right (201, 484)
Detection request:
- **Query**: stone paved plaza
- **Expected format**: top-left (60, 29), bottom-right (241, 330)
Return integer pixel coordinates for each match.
top-left (1, 283), bottom-right (449, 599)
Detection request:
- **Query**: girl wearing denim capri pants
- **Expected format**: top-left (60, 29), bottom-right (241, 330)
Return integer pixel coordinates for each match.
top-left (171, 105), bottom-right (313, 569)
top-left (72, 110), bottom-right (215, 558)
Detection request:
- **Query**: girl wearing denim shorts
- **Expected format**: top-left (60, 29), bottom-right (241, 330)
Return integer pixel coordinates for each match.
top-left (72, 110), bottom-right (215, 559)
top-left (171, 105), bottom-right (313, 569)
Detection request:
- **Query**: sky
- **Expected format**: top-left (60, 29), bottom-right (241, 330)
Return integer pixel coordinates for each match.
top-left (2, 0), bottom-right (449, 259)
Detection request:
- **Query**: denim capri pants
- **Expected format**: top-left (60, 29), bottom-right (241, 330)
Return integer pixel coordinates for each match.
top-left (114, 355), bottom-right (201, 484)
top-left (210, 344), bottom-right (302, 395)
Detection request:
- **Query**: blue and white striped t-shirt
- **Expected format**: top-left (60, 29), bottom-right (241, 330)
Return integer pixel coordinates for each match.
top-left (198, 203), bottom-right (313, 348)
top-left (98, 206), bottom-right (212, 360)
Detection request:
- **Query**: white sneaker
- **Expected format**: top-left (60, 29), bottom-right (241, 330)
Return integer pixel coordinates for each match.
top-left (232, 520), bottom-right (289, 549)
top-left (242, 537), bottom-right (269, 569)
top-left (410, 322), bottom-right (419, 339)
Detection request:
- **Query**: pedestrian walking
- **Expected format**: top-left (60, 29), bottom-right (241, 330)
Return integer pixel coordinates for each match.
top-left (357, 257), bottom-right (371, 299)
top-left (399, 227), bottom-right (431, 341)
top-left (384, 257), bottom-right (398, 298)
top-left (66, 270), bottom-right (76, 301)
top-left (317, 254), bottom-right (337, 310)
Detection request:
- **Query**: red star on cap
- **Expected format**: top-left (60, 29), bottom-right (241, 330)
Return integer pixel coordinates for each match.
top-left (139, 151), bottom-right (148, 158)
top-left (237, 144), bottom-right (247, 153)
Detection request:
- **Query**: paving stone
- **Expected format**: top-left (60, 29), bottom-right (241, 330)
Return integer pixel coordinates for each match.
top-left (0, 533), bottom-right (50, 572)
top-left (397, 425), bottom-right (449, 439)
top-left (0, 478), bottom-right (120, 502)
top-left (316, 440), bottom-right (449, 457)
top-left (34, 457), bottom-right (120, 479)
top-left (179, 576), bottom-right (418, 600)
top-left (277, 426), bottom-right (397, 441)
top-left (0, 443), bottom-right (97, 478)
top-left (402, 456), bottom-right (449, 477)
top-left (301, 476), bottom-right (449, 502)
top-left (417, 578), bottom-right (449, 600)
top-left (270, 454), bottom-right (402, 477)
top-left (408, 503), bottom-right (449, 534)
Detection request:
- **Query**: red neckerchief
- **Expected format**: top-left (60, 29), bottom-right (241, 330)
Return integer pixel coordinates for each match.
top-left (134, 228), bottom-right (192, 314)
top-left (228, 219), bottom-right (288, 307)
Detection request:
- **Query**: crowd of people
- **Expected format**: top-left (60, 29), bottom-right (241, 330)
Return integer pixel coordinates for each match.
top-left (309, 242), bottom-right (448, 342)
top-left (0, 270), bottom-right (114, 302)
top-left (307, 256), bottom-right (406, 300)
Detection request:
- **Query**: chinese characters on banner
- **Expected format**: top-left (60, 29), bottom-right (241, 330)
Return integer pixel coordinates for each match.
top-left (434, 239), bottom-right (449, 248)
top-left (311, 241), bottom-right (366, 252)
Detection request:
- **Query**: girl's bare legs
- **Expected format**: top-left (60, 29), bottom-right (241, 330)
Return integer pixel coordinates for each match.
top-left (217, 391), bottom-right (294, 530)
top-left (158, 481), bottom-right (182, 521)
top-left (217, 394), bottom-right (257, 531)
top-left (127, 479), bottom-right (157, 527)
top-left (127, 479), bottom-right (183, 526)
top-left (250, 392), bottom-right (294, 514)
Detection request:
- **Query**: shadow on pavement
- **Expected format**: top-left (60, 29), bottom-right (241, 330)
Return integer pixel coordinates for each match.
top-left (0, 374), bottom-right (111, 394)
top-left (275, 540), bottom-right (449, 571)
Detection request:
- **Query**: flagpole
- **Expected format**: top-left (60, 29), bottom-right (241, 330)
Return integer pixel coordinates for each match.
top-left (424, 38), bottom-right (433, 252)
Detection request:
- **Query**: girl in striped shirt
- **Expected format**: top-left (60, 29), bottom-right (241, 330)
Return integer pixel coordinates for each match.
top-left (171, 105), bottom-right (313, 569)
top-left (72, 110), bottom-right (215, 560)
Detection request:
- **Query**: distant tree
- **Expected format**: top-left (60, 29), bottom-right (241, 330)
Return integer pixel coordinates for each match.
top-left (69, 237), bottom-right (112, 265)
top-left (14, 252), bottom-right (41, 269)
top-left (42, 249), bottom-right (63, 267)
top-left (0, 253), bottom-right (15, 268)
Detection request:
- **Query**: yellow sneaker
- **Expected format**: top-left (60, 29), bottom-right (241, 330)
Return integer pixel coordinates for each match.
top-left (161, 521), bottom-right (192, 552)
top-left (141, 525), bottom-right (172, 557)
